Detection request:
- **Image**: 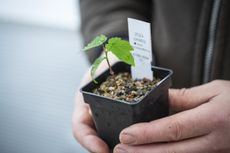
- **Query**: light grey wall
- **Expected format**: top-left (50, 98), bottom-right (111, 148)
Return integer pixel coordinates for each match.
top-left (0, 21), bottom-right (89, 153)
top-left (0, 0), bottom-right (91, 152)
top-left (0, 0), bottom-right (80, 30)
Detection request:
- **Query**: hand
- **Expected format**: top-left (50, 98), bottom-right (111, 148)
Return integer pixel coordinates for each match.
top-left (114, 80), bottom-right (230, 153)
top-left (72, 55), bottom-right (118, 153)
top-left (72, 92), bottom-right (110, 153)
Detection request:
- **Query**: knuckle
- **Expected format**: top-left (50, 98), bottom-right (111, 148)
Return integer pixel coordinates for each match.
top-left (168, 120), bottom-right (184, 141)
top-left (209, 80), bottom-right (230, 93)
top-left (178, 88), bottom-right (188, 97)
top-left (137, 124), bottom-right (152, 143)
top-left (210, 80), bottom-right (225, 88)
top-left (72, 123), bottom-right (81, 142)
top-left (144, 131), bottom-right (154, 144)
top-left (174, 88), bottom-right (190, 110)
top-left (72, 127), bottom-right (79, 141)
top-left (211, 79), bottom-right (221, 84)
top-left (72, 117), bottom-right (78, 137)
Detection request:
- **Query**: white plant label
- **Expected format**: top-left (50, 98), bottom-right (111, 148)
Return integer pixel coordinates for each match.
top-left (128, 18), bottom-right (153, 80)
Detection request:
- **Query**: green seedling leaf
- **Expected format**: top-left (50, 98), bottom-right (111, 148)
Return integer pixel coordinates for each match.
top-left (83, 35), bottom-right (135, 84)
top-left (83, 35), bottom-right (107, 51)
top-left (105, 37), bottom-right (135, 66)
top-left (91, 55), bottom-right (106, 83)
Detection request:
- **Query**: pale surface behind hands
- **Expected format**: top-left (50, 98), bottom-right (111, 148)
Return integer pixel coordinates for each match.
top-left (0, 21), bottom-right (89, 153)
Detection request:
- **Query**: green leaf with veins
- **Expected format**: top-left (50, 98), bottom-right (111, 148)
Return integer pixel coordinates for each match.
top-left (83, 35), bottom-right (107, 51)
top-left (105, 37), bottom-right (135, 66)
top-left (82, 35), bottom-right (136, 84)
top-left (91, 55), bottom-right (106, 83)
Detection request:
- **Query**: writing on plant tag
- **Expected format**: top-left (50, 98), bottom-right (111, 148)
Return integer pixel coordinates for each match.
top-left (128, 18), bottom-right (153, 81)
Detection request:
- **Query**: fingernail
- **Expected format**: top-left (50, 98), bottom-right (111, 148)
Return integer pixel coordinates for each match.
top-left (113, 147), bottom-right (126, 153)
top-left (120, 132), bottom-right (136, 144)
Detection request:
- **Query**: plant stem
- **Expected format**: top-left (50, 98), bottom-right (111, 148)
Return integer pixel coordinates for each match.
top-left (104, 48), bottom-right (114, 76)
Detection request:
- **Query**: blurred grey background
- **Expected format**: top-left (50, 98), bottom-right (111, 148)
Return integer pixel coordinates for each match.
top-left (0, 0), bottom-right (89, 152)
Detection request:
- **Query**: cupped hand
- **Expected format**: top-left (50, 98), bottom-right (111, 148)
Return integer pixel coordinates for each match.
top-left (72, 92), bottom-right (110, 153)
top-left (114, 80), bottom-right (230, 153)
top-left (72, 54), bottom-right (119, 153)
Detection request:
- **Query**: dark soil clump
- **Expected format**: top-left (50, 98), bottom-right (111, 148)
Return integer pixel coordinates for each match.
top-left (93, 72), bottom-right (160, 103)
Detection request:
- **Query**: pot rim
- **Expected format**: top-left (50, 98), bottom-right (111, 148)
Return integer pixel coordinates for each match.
top-left (80, 62), bottom-right (173, 105)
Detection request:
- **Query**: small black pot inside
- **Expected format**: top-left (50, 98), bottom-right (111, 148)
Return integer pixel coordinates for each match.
top-left (80, 62), bottom-right (173, 149)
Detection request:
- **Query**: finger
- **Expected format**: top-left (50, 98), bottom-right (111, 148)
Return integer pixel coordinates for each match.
top-left (169, 80), bottom-right (220, 111)
top-left (114, 134), bottom-right (212, 153)
top-left (72, 105), bottom-right (110, 153)
top-left (119, 103), bottom-right (212, 145)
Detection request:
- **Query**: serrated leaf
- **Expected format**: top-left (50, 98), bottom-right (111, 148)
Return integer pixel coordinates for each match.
top-left (105, 37), bottom-right (135, 66)
top-left (83, 35), bottom-right (107, 51)
top-left (90, 55), bottom-right (106, 83)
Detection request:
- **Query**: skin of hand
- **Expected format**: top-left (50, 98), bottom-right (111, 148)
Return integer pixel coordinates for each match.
top-left (113, 80), bottom-right (230, 153)
top-left (72, 53), bottom-right (117, 153)
top-left (72, 92), bottom-right (110, 153)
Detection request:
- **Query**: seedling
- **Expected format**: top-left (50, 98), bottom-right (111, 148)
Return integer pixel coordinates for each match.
top-left (83, 35), bottom-right (135, 83)
top-left (80, 20), bottom-right (172, 149)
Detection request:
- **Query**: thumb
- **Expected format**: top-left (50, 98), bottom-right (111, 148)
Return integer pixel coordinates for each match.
top-left (169, 81), bottom-right (220, 112)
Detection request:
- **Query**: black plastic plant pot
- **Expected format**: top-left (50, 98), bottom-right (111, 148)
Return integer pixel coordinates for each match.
top-left (80, 62), bottom-right (173, 149)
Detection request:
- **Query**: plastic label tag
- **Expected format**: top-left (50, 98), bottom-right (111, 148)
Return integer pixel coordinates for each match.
top-left (128, 18), bottom-right (153, 80)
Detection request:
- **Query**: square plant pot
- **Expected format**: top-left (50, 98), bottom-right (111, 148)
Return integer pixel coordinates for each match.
top-left (80, 61), bottom-right (173, 149)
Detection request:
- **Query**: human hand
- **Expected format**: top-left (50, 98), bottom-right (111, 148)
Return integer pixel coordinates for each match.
top-left (72, 92), bottom-right (110, 153)
top-left (114, 80), bottom-right (230, 153)
top-left (72, 53), bottom-right (119, 153)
